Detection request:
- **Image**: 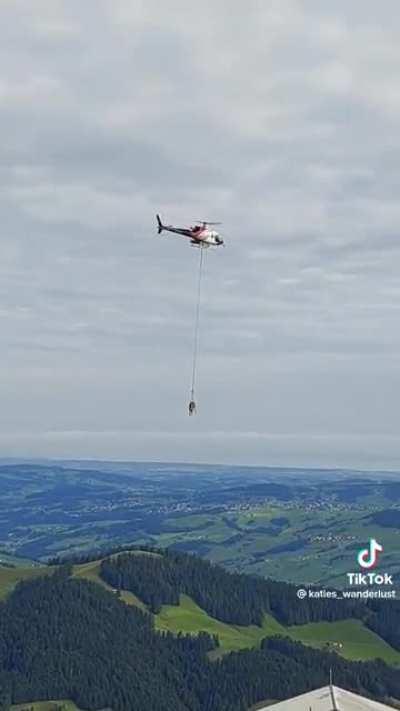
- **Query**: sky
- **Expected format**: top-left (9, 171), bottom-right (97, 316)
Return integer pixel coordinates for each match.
top-left (1, 0), bottom-right (400, 469)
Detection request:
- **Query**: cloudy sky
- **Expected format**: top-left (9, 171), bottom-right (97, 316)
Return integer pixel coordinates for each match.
top-left (1, 0), bottom-right (400, 469)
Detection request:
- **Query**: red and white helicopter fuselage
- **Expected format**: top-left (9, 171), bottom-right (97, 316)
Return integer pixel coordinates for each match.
top-left (156, 214), bottom-right (224, 248)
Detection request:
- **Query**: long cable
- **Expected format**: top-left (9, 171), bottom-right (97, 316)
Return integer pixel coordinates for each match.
top-left (190, 246), bottom-right (205, 403)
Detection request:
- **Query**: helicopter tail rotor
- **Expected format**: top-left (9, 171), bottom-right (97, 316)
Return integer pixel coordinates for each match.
top-left (156, 214), bottom-right (164, 234)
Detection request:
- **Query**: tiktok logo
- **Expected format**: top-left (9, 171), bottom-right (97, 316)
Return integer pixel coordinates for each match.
top-left (357, 538), bottom-right (383, 569)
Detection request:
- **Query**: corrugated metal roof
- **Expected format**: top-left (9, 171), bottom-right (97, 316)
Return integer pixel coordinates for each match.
top-left (259, 685), bottom-right (395, 710)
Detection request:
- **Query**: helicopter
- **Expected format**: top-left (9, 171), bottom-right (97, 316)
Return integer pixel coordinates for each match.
top-left (156, 214), bottom-right (224, 247)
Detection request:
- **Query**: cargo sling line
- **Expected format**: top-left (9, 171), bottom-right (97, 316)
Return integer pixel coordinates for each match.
top-left (189, 246), bottom-right (205, 415)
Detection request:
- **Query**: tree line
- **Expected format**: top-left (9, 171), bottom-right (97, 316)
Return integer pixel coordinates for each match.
top-left (1, 568), bottom-right (400, 711)
top-left (99, 547), bottom-right (400, 649)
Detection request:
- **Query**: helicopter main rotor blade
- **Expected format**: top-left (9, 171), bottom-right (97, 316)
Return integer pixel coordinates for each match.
top-left (192, 220), bottom-right (222, 225)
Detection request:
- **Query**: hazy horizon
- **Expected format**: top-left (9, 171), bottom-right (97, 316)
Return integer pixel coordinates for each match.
top-left (1, 455), bottom-right (400, 477)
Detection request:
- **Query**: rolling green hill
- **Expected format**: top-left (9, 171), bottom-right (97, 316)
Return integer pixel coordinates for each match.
top-left (155, 594), bottom-right (400, 664)
top-left (0, 551), bottom-right (156, 605)
top-left (1, 549), bottom-right (400, 668)
top-left (72, 559), bottom-right (146, 611)
top-left (2, 549), bottom-right (400, 711)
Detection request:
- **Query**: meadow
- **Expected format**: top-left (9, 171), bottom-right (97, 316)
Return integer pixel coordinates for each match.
top-left (2, 553), bottom-right (400, 670)
top-left (155, 593), bottom-right (400, 665)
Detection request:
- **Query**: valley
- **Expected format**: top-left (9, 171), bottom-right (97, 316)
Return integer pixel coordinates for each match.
top-left (1, 462), bottom-right (399, 591)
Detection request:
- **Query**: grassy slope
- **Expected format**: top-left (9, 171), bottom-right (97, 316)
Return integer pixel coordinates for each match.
top-left (0, 552), bottom-right (153, 608)
top-left (290, 618), bottom-right (400, 665)
top-left (2, 554), bottom-right (400, 666)
top-left (0, 566), bottom-right (50, 601)
top-left (72, 558), bottom-right (147, 611)
top-left (156, 595), bottom-right (285, 654)
top-left (155, 594), bottom-right (400, 665)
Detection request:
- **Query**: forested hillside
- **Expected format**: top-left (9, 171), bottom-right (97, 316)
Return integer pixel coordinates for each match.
top-left (100, 548), bottom-right (400, 649)
top-left (1, 567), bottom-right (400, 710)
top-left (0, 568), bottom-right (216, 711)
top-left (100, 548), bottom-right (363, 625)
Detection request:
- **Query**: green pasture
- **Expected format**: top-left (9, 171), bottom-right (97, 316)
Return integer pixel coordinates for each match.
top-left (2, 552), bottom-right (400, 668)
top-left (155, 594), bottom-right (400, 665)
top-left (291, 619), bottom-right (400, 665)
top-left (0, 565), bottom-right (50, 601)
top-left (156, 594), bottom-right (285, 653)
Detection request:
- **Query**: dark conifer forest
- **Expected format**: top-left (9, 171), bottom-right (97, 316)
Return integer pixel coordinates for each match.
top-left (100, 548), bottom-right (400, 648)
top-left (100, 548), bottom-right (362, 624)
top-left (1, 550), bottom-right (400, 710)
